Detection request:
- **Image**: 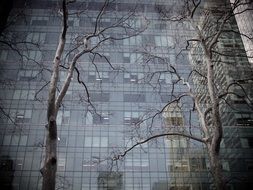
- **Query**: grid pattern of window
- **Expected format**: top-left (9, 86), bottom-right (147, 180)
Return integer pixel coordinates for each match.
top-left (0, 0), bottom-right (253, 190)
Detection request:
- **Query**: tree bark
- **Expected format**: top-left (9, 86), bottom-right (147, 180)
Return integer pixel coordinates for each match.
top-left (41, 1), bottom-right (67, 190)
top-left (204, 48), bottom-right (225, 190)
top-left (41, 118), bottom-right (57, 190)
top-left (208, 146), bottom-right (226, 190)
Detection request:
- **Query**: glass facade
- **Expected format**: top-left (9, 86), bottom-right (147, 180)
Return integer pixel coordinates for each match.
top-left (0, 0), bottom-right (253, 190)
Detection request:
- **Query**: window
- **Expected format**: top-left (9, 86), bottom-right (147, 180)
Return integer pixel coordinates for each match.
top-left (166, 138), bottom-right (187, 148)
top-left (155, 36), bottom-right (174, 47)
top-left (57, 110), bottom-right (70, 125)
top-left (123, 36), bottom-right (142, 46)
top-left (241, 137), bottom-right (253, 148)
top-left (190, 157), bottom-right (206, 171)
top-left (123, 94), bottom-right (145, 102)
top-left (13, 89), bottom-right (35, 100)
top-left (0, 50), bottom-right (8, 60)
top-left (163, 102), bottom-right (184, 127)
top-left (124, 72), bottom-right (143, 83)
top-left (124, 112), bottom-right (140, 125)
top-left (159, 73), bottom-right (171, 84)
top-left (18, 70), bottom-right (38, 81)
top-left (92, 18), bottom-right (111, 27)
top-left (169, 186), bottom-right (191, 190)
top-left (122, 53), bottom-right (143, 64)
top-left (98, 172), bottom-right (123, 190)
top-left (26, 32), bottom-right (46, 43)
top-left (0, 157), bottom-right (14, 171)
top-left (93, 112), bottom-right (110, 124)
top-left (59, 70), bottom-right (68, 81)
top-left (15, 158), bottom-right (23, 170)
top-left (45, 33), bottom-right (58, 44)
top-left (58, 158), bottom-right (66, 171)
top-left (125, 137), bottom-right (148, 148)
top-left (222, 161), bottom-right (230, 171)
top-left (58, 136), bottom-right (67, 147)
top-left (68, 17), bottom-right (79, 27)
top-left (246, 160), bottom-right (253, 171)
top-left (88, 71), bottom-right (109, 82)
top-left (23, 50), bottom-right (42, 62)
top-left (96, 18), bottom-right (111, 27)
top-left (19, 135), bottom-right (28, 146)
top-left (3, 135), bottom-right (27, 146)
top-left (31, 16), bottom-right (48, 25)
top-left (84, 137), bottom-right (108, 147)
top-left (236, 117), bottom-right (253, 126)
top-left (168, 159), bottom-right (189, 172)
top-left (14, 110), bottom-right (32, 123)
top-left (127, 18), bottom-right (141, 28)
top-left (125, 158), bottom-right (149, 167)
top-left (123, 53), bottom-right (130, 63)
top-left (86, 112), bottom-right (93, 125)
top-left (89, 93), bottom-right (110, 102)
top-left (3, 135), bottom-right (12, 145)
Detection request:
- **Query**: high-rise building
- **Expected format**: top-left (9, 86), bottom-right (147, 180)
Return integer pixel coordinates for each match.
top-left (230, 0), bottom-right (253, 65)
top-left (0, 0), bottom-right (252, 190)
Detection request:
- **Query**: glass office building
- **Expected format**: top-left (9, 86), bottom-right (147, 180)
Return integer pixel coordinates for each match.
top-left (0, 0), bottom-right (253, 189)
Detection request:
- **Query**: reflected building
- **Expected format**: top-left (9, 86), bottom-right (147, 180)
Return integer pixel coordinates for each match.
top-left (0, 0), bottom-right (253, 190)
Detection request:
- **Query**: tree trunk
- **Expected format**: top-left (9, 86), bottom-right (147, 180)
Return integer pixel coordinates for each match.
top-left (41, 117), bottom-right (57, 190)
top-left (208, 146), bottom-right (226, 190)
top-left (202, 42), bottom-right (225, 190)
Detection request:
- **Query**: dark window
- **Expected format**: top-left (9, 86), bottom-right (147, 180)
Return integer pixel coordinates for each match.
top-left (236, 118), bottom-right (253, 126)
top-left (31, 20), bottom-right (47, 26)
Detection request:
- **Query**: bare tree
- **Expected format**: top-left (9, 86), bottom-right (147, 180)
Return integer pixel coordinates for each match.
top-left (110, 1), bottom-right (253, 190)
top-left (39, 0), bottom-right (148, 190)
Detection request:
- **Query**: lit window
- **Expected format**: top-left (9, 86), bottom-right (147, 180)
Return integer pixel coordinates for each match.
top-left (166, 138), bottom-right (187, 148)
top-left (163, 102), bottom-right (184, 127)
top-left (168, 159), bottom-right (189, 172)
